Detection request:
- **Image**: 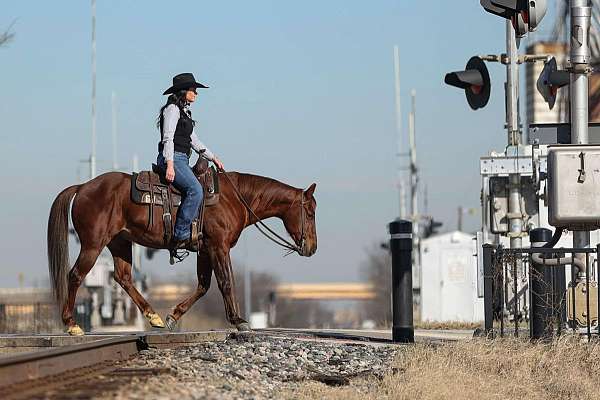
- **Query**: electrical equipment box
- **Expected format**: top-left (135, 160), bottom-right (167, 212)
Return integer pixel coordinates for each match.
top-left (567, 281), bottom-right (599, 328)
top-left (548, 145), bottom-right (600, 230)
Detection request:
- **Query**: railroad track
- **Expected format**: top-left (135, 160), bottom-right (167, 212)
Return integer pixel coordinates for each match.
top-left (0, 331), bottom-right (228, 400)
top-left (0, 328), bottom-right (472, 399)
top-left (0, 336), bottom-right (143, 399)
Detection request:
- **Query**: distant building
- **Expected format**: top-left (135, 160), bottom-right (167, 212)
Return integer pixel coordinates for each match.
top-left (420, 231), bottom-right (483, 323)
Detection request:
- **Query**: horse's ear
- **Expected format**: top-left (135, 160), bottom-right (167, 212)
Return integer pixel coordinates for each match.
top-left (305, 183), bottom-right (316, 197)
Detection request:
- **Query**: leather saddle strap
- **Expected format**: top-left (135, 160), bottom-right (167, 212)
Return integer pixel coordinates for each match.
top-left (161, 188), bottom-right (172, 245)
top-left (168, 186), bottom-right (174, 240)
top-left (199, 197), bottom-right (206, 237)
top-left (147, 171), bottom-right (155, 231)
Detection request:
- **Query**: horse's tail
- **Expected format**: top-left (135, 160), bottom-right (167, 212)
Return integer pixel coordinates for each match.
top-left (47, 184), bottom-right (80, 308)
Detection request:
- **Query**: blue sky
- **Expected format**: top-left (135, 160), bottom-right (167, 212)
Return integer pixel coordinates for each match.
top-left (0, 1), bottom-right (557, 287)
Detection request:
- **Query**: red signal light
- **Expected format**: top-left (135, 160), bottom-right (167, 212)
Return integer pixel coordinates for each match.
top-left (470, 85), bottom-right (483, 95)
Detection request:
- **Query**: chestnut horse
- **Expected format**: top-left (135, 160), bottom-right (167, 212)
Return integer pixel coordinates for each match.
top-left (47, 168), bottom-right (317, 335)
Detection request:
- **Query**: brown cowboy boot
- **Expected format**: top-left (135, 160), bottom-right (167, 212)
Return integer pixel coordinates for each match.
top-left (168, 233), bottom-right (203, 264)
top-left (182, 233), bottom-right (202, 252)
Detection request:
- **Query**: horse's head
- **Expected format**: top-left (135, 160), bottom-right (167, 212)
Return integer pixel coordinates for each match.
top-left (282, 183), bottom-right (317, 257)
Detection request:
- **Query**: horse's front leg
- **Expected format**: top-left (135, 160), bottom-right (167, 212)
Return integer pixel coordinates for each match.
top-left (165, 250), bottom-right (213, 331)
top-left (211, 246), bottom-right (249, 331)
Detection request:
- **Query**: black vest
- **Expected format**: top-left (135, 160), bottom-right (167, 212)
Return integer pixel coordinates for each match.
top-left (158, 106), bottom-right (194, 156)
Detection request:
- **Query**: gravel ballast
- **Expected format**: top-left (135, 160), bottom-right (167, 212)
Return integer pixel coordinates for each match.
top-left (107, 332), bottom-right (400, 400)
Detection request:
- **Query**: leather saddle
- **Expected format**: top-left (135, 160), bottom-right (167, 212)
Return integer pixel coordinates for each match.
top-left (131, 158), bottom-right (219, 207)
top-left (130, 158), bottom-right (220, 246)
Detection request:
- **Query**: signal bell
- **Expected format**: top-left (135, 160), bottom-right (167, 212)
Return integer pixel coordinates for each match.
top-left (444, 56), bottom-right (491, 110)
top-left (536, 57), bottom-right (569, 110)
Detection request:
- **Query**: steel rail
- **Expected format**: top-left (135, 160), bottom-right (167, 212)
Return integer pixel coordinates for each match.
top-left (254, 328), bottom-right (393, 343)
top-left (0, 335), bottom-right (146, 389)
top-left (255, 328), bottom-right (469, 343)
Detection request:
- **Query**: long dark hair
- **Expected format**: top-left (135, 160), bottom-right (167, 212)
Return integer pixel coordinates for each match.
top-left (156, 89), bottom-right (196, 132)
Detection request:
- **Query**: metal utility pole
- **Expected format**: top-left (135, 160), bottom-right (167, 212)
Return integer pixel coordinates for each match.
top-left (408, 89), bottom-right (419, 282)
top-left (132, 154), bottom-right (142, 271)
top-left (409, 89), bottom-right (418, 227)
top-left (505, 20), bottom-right (523, 253)
top-left (90, 0), bottom-right (97, 179)
top-left (394, 45), bottom-right (407, 219)
top-left (132, 154), bottom-right (144, 330)
top-left (112, 91), bottom-right (118, 170)
top-left (570, 0), bottom-right (591, 250)
top-left (423, 184), bottom-right (428, 216)
top-left (506, 21), bottom-right (520, 147)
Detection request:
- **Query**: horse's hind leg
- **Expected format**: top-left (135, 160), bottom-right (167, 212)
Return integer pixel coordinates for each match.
top-left (62, 246), bottom-right (102, 336)
top-left (107, 237), bottom-right (165, 328)
top-left (165, 250), bottom-right (213, 331)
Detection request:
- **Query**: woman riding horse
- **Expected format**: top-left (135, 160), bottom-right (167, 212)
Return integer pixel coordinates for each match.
top-left (157, 73), bottom-right (224, 253)
top-left (47, 74), bottom-right (318, 336)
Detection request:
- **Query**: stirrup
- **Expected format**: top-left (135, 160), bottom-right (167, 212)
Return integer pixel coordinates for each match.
top-left (169, 249), bottom-right (189, 265)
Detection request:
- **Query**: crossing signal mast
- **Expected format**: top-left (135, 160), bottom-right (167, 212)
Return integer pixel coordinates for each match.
top-left (446, 1), bottom-right (599, 329)
top-left (444, 0), bottom-right (550, 320)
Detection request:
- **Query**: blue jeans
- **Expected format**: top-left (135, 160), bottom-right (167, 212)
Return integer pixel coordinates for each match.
top-left (157, 152), bottom-right (204, 240)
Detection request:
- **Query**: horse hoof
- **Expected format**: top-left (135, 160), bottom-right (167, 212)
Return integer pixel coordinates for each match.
top-left (236, 322), bottom-right (251, 332)
top-left (165, 315), bottom-right (178, 332)
top-left (67, 325), bottom-right (85, 336)
top-left (145, 312), bottom-right (165, 328)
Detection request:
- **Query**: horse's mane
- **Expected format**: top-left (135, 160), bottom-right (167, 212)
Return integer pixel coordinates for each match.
top-left (226, 172), bottom-right (300, 206)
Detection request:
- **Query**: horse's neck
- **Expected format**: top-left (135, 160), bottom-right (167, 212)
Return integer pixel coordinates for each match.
top-left (235, 173), bottom-right (297, 224)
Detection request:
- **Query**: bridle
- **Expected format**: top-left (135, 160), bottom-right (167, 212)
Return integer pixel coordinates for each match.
top-left (289, 191), bottom-right (306, 254)
top-left (222, 172), bottom-right (308, 255)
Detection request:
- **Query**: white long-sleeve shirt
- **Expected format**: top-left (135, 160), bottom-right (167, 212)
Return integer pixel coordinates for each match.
top-left (160, 103), bottom-right (215, 161)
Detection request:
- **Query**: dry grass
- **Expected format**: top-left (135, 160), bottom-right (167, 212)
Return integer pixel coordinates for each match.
top-left (286, 336), bottom-right (600, 400)
top-left (414, 320), bottom-right (481, 330)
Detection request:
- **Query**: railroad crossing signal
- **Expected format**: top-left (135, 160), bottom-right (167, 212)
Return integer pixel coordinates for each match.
top-left (481, 0), bottom-right (547, 36)
top-left (444, 56), bottom-right (491, 110)
top-left (536, 57), bottom-right (570, 110)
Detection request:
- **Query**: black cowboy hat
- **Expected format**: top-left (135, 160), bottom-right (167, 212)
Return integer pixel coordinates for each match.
top-left (163, 73), bottom-right (209, 95)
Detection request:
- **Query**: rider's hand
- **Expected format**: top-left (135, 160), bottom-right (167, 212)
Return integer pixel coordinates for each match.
top-left (166, 161), bottom-right (175, 182)
top-left (213, 156), bottom-right (225, 172)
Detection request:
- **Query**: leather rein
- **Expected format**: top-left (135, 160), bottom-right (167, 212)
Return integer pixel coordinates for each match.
top-left (221, 172), bottom-right (306, 255)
